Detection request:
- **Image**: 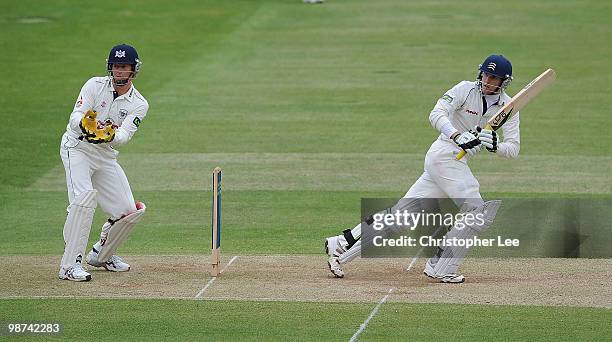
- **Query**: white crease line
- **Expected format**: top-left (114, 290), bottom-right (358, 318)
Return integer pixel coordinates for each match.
top-left (348, 288), bottom-right (394, 342)
top-left (406, 248), bottom-right (424, 271)
top-left (195, 256), bottom-right (238, 299)
top-left (406, 226), bottom-right (445, 271)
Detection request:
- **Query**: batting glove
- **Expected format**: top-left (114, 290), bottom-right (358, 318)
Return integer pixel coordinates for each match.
top-left (476, 126), bottom-right (497, 153)
top-left (454, 130), bottom-right (482, 157)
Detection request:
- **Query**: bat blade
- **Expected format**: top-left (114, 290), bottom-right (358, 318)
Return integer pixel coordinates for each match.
top-left (456, 68), bottom-right (556, 160)
top-left (488, 68), bottom-right (556, 131)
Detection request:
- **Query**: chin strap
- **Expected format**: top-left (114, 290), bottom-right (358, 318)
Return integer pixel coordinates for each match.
top-left (107, 70), bottom-right (135, 87)
top-left (114, 78), bottom-right (130, 86)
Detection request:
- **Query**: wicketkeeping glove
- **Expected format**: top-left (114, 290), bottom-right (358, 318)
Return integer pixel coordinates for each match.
top-left (85, 124), bottom-right (115, 144)
top-left (454, 130), bottom-right (482, 157)
top-left (79, 110), bottom-right (115, 144)
top-left (476, 126), bottom-right (497, 153)
top-left (79, 110), bottom-right (98, 137)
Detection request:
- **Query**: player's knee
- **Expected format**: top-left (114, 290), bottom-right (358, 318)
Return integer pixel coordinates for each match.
top-left (112, 201), bottom-right (145, 221)
top-left (70, 190), bottom-right (98, 208)
top-left (458, 198), bottom-right (485, 212)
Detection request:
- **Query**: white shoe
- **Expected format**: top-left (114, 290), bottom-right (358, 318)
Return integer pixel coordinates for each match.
top-left (423, 259), bottom-right (436, 278)
top-left (59, 264), bottom-right (91, 282)
top-left (304, 0), bottom-right (324, 3)
top-left (423, 259), bottom-right (465, 283)
top-left (327, 257), bottom-right (345, 278)
top-left (325, 238), bottom-right (345, 278)
top-left (87, 249), bottom-right (130, 272)
top-left (438, 274), bottom-right (465, 283)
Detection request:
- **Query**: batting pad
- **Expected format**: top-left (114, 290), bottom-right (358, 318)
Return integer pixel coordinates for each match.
top-left (338, 240), bottom-right (361, 264)
top-left (60, 190), bottom-right (97, 267)
top-left (339, 198), bottom-right (439, 263)
top-left (97, 204), bottom-right (146, 262)
top-left (432, 200), bottom-right (502, 276)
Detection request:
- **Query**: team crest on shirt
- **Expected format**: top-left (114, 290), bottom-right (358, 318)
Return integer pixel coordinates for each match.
top-left (119, 109), bottom-right (128, 119)
top-left (101, 101), bottom-right (107, 108)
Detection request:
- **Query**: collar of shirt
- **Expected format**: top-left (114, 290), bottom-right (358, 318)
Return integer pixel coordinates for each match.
top-left (470, 81), bottom-right (504, 105)
top-left (106, 77), bottom-right (135, 102)
top-left (483, 93), bottom-right (501, 107)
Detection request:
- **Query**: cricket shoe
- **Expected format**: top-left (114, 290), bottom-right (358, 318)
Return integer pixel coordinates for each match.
top-left (59, 264), bottom-right (91, 282)
top-left (423, 259), bottom-right (465, 283)
top-left (304, 0), bottom-right (324, 3)
top-left (423, 259), bottom-right (436, 278)
top-left (325, 238), bottom-right (345, 278)
top-left (86, 248), bottom-right (130, 272)
top-left (437, 274), bottom-right (465, 283)
top-left (327, 257), bottom-right (345, 278)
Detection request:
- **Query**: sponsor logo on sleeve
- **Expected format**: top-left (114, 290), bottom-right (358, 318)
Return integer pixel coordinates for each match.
top-left (441, 94), bottom-right (453, 103)
top-left (133, 117), bottom-right (141, 127)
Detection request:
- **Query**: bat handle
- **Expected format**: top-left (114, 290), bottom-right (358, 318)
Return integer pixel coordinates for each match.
top-left (455, 124), bottom-right (493, 160)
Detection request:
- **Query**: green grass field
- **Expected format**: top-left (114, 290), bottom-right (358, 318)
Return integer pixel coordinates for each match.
top-left (1, 0), bottom-right (611, 340)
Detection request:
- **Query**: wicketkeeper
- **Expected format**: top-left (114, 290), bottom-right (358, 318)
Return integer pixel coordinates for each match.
top-left (325, 55), bottom-right (520, 283)
top-left (58, 44), bottom-right (148, 281)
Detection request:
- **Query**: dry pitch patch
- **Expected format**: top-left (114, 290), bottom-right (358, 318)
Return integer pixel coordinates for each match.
top-left (0, 255), bottom-right (609, 308)
top-left (29, 153), bottom-right (612, 193)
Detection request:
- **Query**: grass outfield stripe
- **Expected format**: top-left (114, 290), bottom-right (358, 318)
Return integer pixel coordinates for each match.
top-left (349, 288), bottom-right (394, 342)
top-left (28, 153), bottom-right (612, 193)
top-left (1, 299), bottom-right (609, 340)
top-left (366, 303), bottom-right (612, 341)
top-left (1, 191), bottom-right (610, 256)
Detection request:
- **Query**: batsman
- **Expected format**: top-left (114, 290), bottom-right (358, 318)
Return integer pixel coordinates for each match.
top-left (58, 44), bottom-right (148, 281)
top-left (325, 55), bottom-right (520, 283)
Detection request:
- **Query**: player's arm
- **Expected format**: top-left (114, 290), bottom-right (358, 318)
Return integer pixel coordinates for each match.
top-left (110, 102), bottom-right (148, 147)
top-left (68, 78), bottom-right (97, 134)
top-left (429, 82), bottom-right (465, 139)
top-left (496, 112), bottom-right (520, 158)
top-left (477, 112), bottom-right (520, 158)
top-left (429, 82), bottom-right (482, 157)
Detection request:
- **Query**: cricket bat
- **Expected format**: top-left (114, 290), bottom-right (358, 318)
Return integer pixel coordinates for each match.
top-left (456, 68), bottom-right (557, 160)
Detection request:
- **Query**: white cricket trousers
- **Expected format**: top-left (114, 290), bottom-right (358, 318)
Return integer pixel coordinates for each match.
top-left (404, 139), bottom-right (484, 211)
top-left (60, 132), bottom-right (136, 218)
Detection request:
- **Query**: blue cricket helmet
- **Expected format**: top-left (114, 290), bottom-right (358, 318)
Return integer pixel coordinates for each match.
top-left (479, 54), bottom-right (512, 79)
top-left (477, 54), bottom-right (513, 93)
top-left (106, 44), bottom-right (142, 81)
